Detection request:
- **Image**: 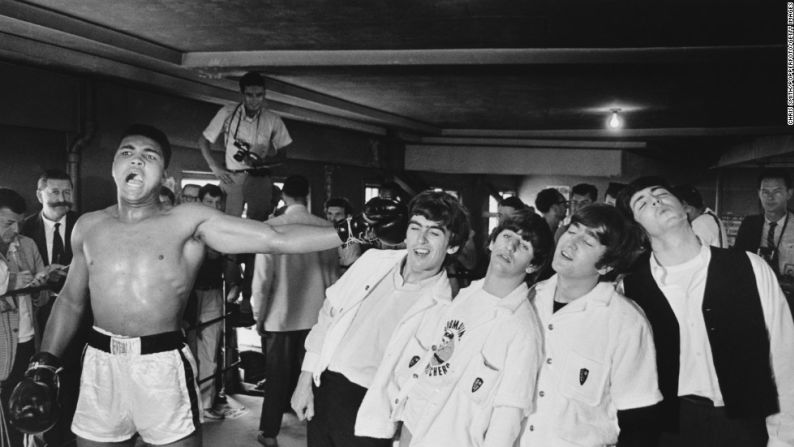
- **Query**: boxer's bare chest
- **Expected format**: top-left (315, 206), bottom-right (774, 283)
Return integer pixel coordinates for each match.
top-left (84, 214), bottom-right (205, 296)
top-left (82, 212), bottom-right (205, 334)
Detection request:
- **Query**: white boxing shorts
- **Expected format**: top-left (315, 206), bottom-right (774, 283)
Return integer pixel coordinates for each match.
top-left (71, 327), bottom-right (203, 445)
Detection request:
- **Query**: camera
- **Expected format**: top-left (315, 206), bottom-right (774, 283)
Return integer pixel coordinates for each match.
top-left (232, 139), bottom-right (252, 162)
top-left (232, 139), bottom-right (265, 167)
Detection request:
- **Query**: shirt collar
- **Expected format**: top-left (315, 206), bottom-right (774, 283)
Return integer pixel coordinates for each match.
top-left (41, 212), bottom-right (66, 229)
top-left (535, 274), bottom-right (616, 311)
top-left (467, 278), bottom-right (529, 313)
top-left (2, 236), bottom-right (21, 255)
top-left (394, 260), bottom-right (445, 290)
top-left (239, 104), bottom-right (261, 122)
top-left (765, 212), bottom-right (789, 226)
top-left (374, 250), bottom-right (453, 304)
top-left (499, 281), bottom-right (530, 312)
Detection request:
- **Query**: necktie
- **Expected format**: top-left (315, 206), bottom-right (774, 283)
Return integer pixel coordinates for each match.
top-left (52, 222), bottom-right (65, 265)
top-left (767, 221), bottom-right (778, 249)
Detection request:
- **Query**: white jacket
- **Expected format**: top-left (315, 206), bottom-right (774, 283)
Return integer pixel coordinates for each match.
top-left (302, 248), bottom-right (453, 386)
top-left (356, 280), bottom-right (543, 445)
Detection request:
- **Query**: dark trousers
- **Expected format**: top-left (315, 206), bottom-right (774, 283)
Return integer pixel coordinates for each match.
top-left (658, 397), bottom-right (768, 447)
top-left (259, 330), bottom-right (308, 437)
top-left (1, 340), bottom-right (35, 447)
top-left (307, 371), bottom-right (392, 447)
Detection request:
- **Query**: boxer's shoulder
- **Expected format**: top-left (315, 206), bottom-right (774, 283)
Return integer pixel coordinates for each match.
top-left (72, 209), bottom-right (113, 235)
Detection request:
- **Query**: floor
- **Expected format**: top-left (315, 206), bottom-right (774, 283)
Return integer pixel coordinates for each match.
top-left (202, 393), bottom-right (307, 447)
top-left (202, 327), bottom-right (305, 446)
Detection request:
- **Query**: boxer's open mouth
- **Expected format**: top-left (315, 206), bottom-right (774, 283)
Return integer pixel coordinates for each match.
top-left (125, 172), bottom-right (143, 185)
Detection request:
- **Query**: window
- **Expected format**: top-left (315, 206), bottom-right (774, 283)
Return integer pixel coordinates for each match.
top-left (180, 170), bottom-right (220, 190)
top-left (487, 191), bottom-right (517, 235)
top-left (180, 178), bottom-right (219, 189)
top-left (365, 186), bottom-right (380, 202)
top-left (181, 171), bottom-right (288, 217)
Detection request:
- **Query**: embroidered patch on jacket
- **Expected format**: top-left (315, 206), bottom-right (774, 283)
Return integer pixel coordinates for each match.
top-left (424, 319), bottom-right (466, 377)
top-left (579, 368), bottom-right (589, 385)
top-left (472, 377), bottom-right (483, 393)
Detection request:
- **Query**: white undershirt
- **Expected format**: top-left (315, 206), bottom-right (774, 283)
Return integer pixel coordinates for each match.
top-left (650, 242), bottom-right (724, 404)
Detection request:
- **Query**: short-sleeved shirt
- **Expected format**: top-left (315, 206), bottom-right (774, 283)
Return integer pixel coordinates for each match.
top-left (691, 208), bottom-right (727, 248)
top-left (202, 104), bottom-right (292, 171)
top-left (390, 280), bottom-right (543, 447)
top-left (521, 276), bottom-right (662, 447)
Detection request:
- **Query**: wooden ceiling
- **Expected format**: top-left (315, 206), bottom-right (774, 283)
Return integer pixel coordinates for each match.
top-left (0, 0), bottom-right (788, 167)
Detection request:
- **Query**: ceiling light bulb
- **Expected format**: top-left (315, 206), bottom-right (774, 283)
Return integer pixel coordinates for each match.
top-left (608, 109), bottom-right (622, 129)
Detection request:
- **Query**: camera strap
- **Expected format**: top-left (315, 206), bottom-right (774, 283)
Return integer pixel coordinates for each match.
top-left (223, 103), bottom-right (241, 150)
top-left (228, 103), bottom-right (260, 149)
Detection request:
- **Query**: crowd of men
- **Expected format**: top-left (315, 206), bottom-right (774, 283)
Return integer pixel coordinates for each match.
top-left (0, 69), bottom-right (790, 447)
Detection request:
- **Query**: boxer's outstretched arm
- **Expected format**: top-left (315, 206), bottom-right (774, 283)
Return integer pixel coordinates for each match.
top-left (39, 217), bottom-right (91, 358)
top-left (197, 208), bottom-right (341, 255)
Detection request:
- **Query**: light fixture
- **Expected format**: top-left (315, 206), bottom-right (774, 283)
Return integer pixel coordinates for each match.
top-left (607, 109), bottom-right (623, 130)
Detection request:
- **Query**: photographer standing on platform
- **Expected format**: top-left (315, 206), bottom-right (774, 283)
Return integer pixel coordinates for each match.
top-left (199, 71), bottom-right (293, 322)
top-left (199, 71), bottom-right (292, 222)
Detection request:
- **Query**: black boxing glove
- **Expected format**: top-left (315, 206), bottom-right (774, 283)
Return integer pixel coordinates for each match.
top-left (363, 198), bottom-right (408, 246)
top-left (335, 214), bottom-right (370, 247)
top-left (9, 352), bottom-right (62, 435)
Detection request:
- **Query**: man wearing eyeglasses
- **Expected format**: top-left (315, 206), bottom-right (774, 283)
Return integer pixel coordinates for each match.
top-left (180, 184), bottom-right (201, 205)
top-left (735, 168), bottom-right (794, 311)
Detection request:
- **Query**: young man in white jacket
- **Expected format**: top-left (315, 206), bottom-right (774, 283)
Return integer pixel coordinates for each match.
top-left (291, 190), bottom-right (471, 447)
top-left (521, 203), bottom-right (662, 447)
top-left (356, 209), bottom-right (553, 447)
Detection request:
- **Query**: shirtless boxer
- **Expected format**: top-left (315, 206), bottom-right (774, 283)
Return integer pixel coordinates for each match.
top-left (9, 124), bottom-right (398, 447)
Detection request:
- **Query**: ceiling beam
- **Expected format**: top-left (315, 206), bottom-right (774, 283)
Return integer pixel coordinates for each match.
top-left (419, 137), bottom-right (646, 149)
top-left (191, 69), bottom-right (438, 134)
top-left (262, 78), bottom-right (439, 134)
top-left (442, 127), bottom-right (793, 138)
top-left (0, 4), bottom-right (432, 134)
top-left (0, 32), bottom-right (387, 136)
top-left (716, 135), bottom-right (794, 167)
top-left (182, 45), bottom-right (779, 67)
top-left (405, 146), bottom-right (622, 176)
top-left (0, 1), bottom-right (180, 63)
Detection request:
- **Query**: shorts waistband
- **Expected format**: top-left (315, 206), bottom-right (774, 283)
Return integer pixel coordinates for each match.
top-left (88, 328), bottom-right (185, 355)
